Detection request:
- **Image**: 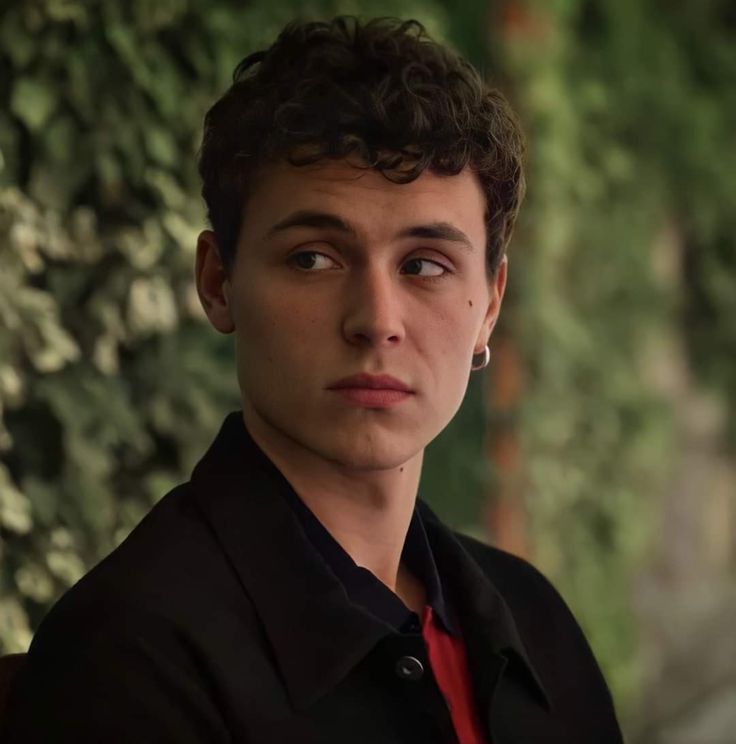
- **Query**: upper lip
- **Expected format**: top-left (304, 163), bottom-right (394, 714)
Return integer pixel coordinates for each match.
top-left (328, 373), bottom-right (413, 392)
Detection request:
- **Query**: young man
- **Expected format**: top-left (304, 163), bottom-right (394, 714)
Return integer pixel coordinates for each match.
top-left (2, 17), bottom-right (623, 743)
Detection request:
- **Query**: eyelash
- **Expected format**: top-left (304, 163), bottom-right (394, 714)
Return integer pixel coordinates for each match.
top-left (287, 251), bottom-right (452, 281)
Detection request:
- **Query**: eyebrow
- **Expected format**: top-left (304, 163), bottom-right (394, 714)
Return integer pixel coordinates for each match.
top-left (266, 210), bottom-right (474, 251)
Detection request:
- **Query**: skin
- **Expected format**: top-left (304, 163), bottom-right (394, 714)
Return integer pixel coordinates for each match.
top-left (195, 158), bottom-right (507, 612)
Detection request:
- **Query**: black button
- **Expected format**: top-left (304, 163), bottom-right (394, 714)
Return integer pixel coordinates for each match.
top-left (395, 655), bottom-right (424, 681)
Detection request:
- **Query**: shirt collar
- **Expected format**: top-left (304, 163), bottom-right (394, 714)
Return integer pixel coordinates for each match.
top-left (279, 476), bottom-right (459, 636)
top-left (189, 411), bottom-right (551, 712)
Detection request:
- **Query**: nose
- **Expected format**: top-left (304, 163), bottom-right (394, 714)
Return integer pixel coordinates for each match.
top-left (341, 267), bottom-right (405, 348)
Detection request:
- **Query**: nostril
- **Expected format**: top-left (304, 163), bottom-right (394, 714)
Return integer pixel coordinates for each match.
top-left (341, 279), bottom-right (405, 345)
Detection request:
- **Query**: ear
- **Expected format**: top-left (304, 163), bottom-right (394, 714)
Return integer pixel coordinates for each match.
top-left (474, 254), bottom-right (508, 354)
top-left (195, 229), bottom-right (235, 334)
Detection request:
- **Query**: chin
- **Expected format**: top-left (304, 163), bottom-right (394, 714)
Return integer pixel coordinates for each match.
top-left (311, 429), bottom-right (422, 472)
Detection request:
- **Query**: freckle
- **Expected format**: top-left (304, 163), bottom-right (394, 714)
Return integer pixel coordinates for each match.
top-left (400, 467), bottom-right (404, 472)
top-left (468, 300), bottom-right (473, 307)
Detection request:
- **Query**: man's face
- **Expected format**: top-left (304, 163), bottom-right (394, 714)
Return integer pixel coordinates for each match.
top-left (197, 159), bottom-right (507, 471)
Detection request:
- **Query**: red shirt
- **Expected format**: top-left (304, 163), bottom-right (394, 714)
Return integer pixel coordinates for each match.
top-left (422, 604), bottom-right (488, 744)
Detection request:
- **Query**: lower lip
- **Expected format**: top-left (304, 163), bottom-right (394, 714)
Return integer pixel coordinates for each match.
top-left (330, 388), bottom-right (413, 408)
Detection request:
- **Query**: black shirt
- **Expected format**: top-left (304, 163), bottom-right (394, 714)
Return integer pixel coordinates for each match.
top-left (279, 476), bottom-right (457, 636)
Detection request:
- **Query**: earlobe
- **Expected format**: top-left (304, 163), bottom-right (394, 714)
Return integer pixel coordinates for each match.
top-left (195, 230), bottom-right (235, 334)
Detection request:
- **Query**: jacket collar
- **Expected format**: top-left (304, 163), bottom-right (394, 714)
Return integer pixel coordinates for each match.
top-left (418, 501), bottom-right (552, 711)
top-left (190, 412), bottom-right (388, 710)
top-left (190, 412), bottom-right (550, 712)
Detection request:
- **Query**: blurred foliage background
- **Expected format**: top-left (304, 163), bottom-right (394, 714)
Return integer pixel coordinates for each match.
top-left (1, 0), bottom-right (734, 740)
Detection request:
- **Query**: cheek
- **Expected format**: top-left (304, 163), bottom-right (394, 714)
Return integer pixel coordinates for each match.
top-left (421, 305), bottom-right (478, 364)
top-left (234, 283), bottom-right (324, 369)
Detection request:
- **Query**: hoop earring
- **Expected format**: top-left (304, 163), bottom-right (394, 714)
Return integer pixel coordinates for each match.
top-left (471, 345), bottom-right (491, 372)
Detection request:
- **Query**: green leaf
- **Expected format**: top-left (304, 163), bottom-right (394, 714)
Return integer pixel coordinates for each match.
top-left (0, 464), bottom-right (32, 535)
top-left (10, 79), bottom-right (57, 132)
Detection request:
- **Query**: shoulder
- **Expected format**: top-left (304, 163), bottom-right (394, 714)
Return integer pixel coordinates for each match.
top-left (454, 531), bottom-right (622, 733)
top-left (3, 484), bottom-right (244, 740)
top-left (29, 482), bottom-right (254, 656)
top-left (453, 531), bottom-right (593, 653)
top-left (454, 531), bottom-right (552, 590)
top-left (4, 601), bottom-right (231, 742)
top-left (454, 532), bottom-right (566, 616)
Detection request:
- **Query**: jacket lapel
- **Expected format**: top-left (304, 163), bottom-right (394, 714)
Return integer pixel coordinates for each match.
top-left (189, 413), bottom-right (388, 711)
top-left (417, 500), bottom-right (552, 729)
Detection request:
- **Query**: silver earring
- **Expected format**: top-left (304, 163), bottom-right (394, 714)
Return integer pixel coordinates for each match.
top-left (471, 344), bottom-right (491, 371)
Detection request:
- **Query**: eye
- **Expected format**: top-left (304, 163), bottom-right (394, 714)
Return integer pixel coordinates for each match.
top-left (289, 251), bottom-right (339, 271)
top-left (401, 258), bottom-right (449, 278)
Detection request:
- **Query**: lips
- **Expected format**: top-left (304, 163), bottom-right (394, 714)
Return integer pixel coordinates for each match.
top-left (327, 373), bottom-right (414, 409)
top-left (327, 373), bottom-right (413, 392)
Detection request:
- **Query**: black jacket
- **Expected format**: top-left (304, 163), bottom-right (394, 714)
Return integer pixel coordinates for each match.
top-left (2, 413), bottom-right (623, 743)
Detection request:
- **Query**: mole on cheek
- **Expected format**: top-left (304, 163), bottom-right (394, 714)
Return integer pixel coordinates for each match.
top-left (468, 300), bottom-right (473, 307)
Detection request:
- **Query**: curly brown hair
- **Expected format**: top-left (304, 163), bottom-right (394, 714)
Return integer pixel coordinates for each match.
top-left (198, 16), bottom-right (526, 276)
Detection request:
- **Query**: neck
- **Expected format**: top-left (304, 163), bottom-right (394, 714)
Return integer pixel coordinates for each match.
top-left (241, 410), bottom-right (424, 594)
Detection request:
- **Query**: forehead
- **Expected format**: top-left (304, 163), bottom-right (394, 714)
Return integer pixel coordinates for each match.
top-left (240, 158), bottom-right (487, 245)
